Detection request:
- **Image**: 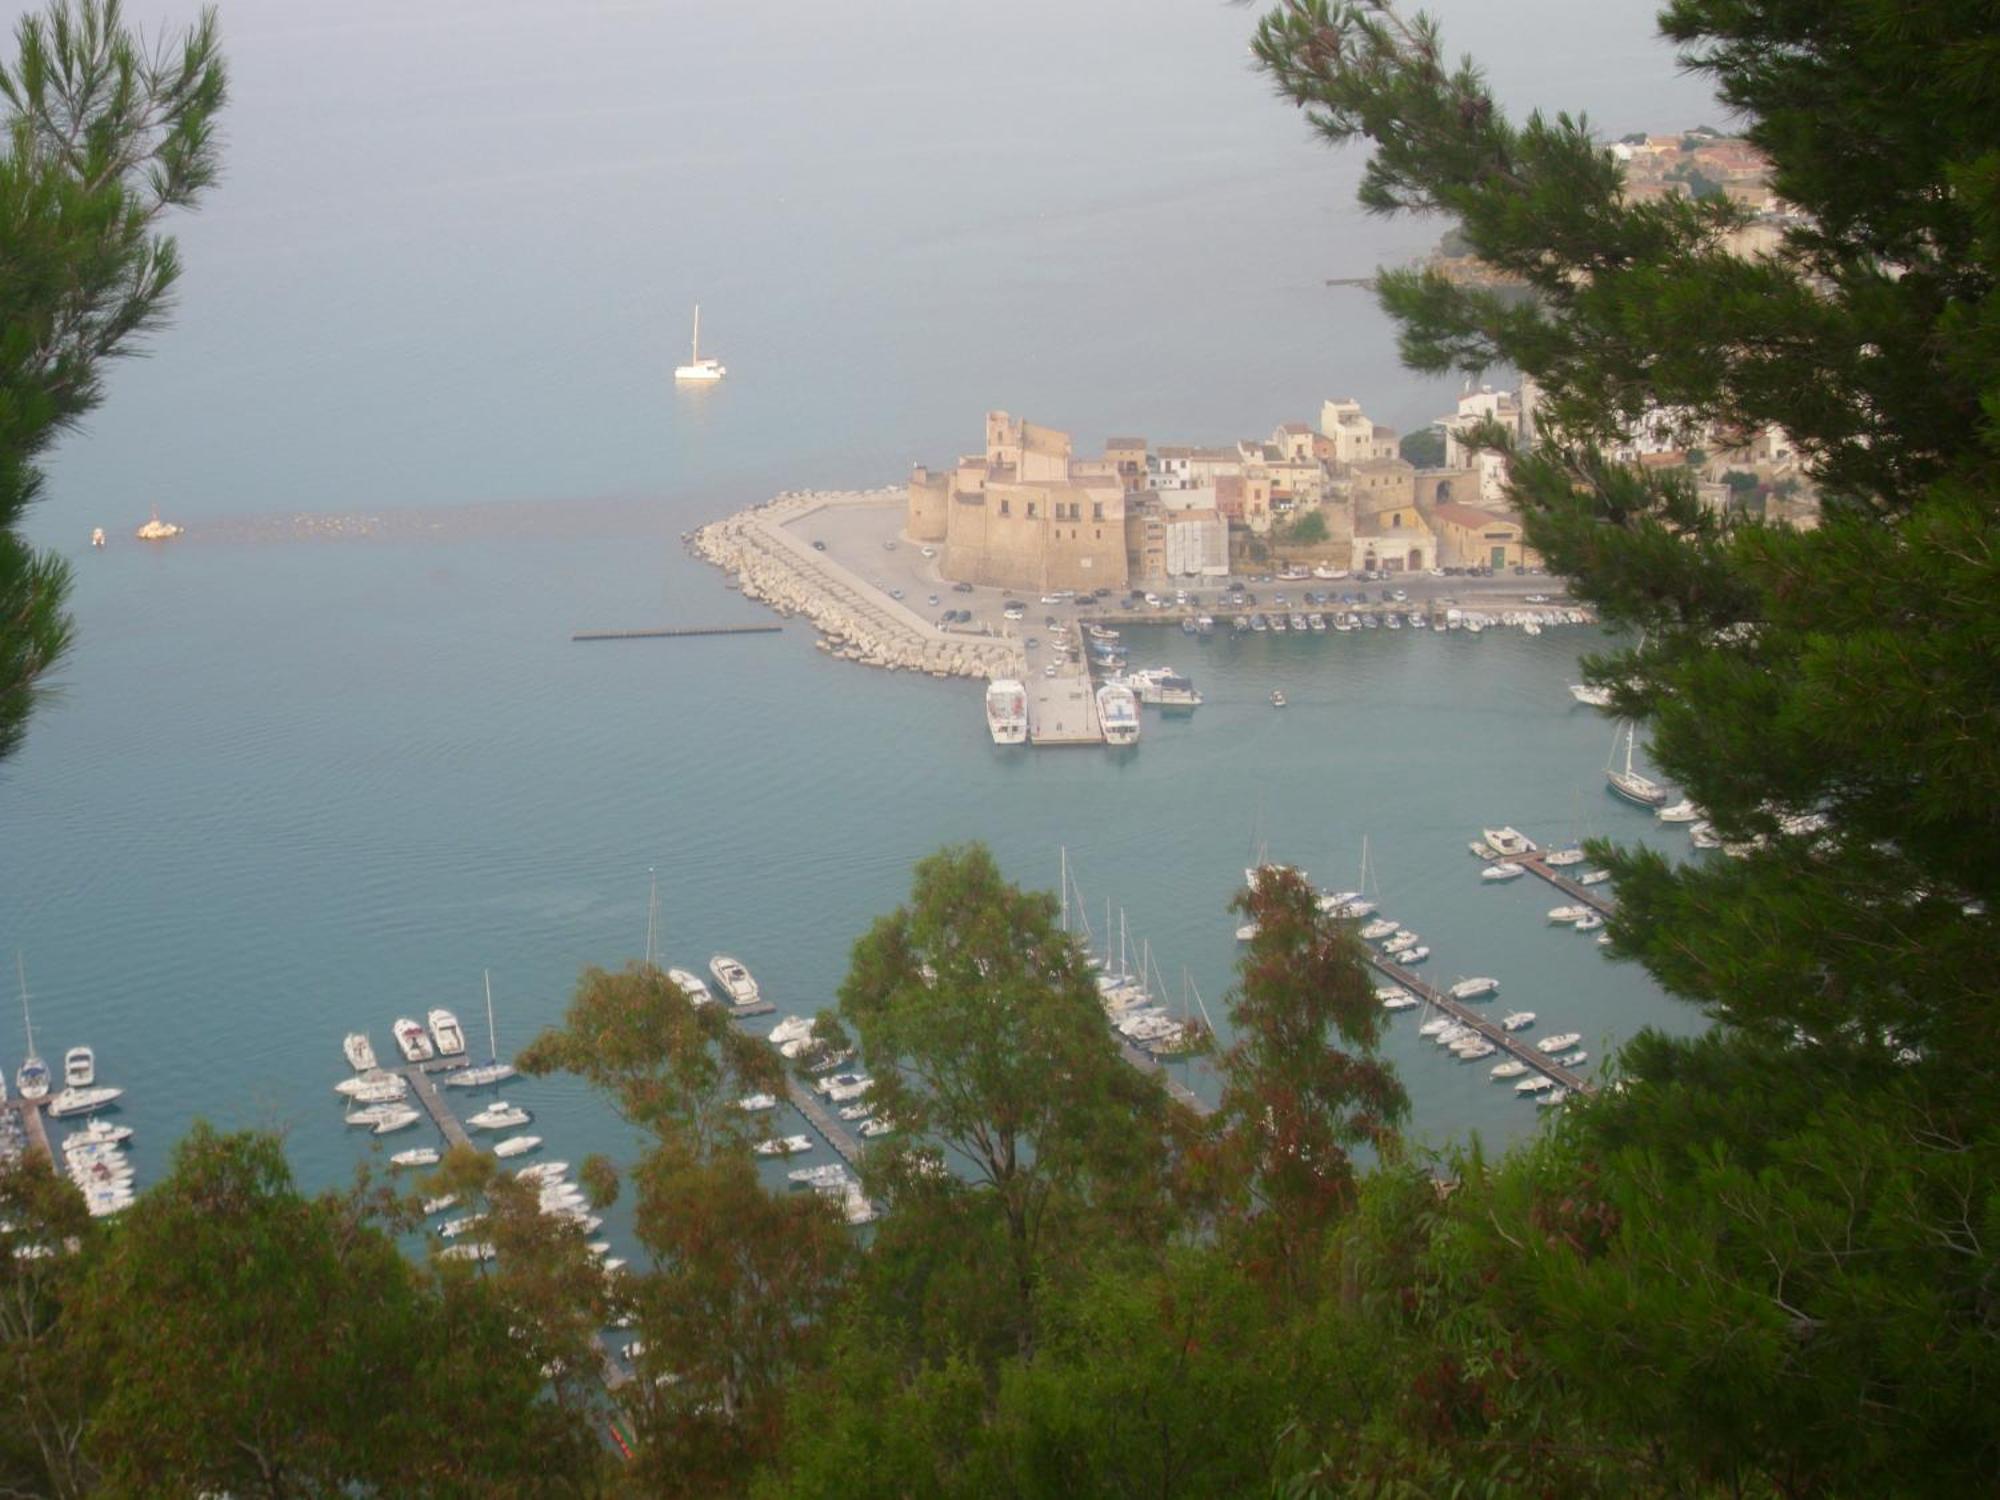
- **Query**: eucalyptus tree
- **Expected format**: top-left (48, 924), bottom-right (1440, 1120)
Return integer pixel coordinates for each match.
top-left (833, 843), bottom-right (1176, 1362)
top-left (517, 962), bottom-right (853, 1497)
top-left (0, 0), bottom-right (225, 761)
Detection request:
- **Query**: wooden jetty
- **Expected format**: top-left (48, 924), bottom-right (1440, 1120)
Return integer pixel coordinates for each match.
top-left (3, 1098), bottom-right (54, 1168)
top-left (1116, 1038), bottom-right (1215, 1118)
top-left (572, 625), bottom-right (782, 642)
top-left (1365, 952), bottom-right (1592, 1094)
top-left (401, 1064), bottom-right (473, 1150)
top-left (1470, 830), bottom-right (1616, 918)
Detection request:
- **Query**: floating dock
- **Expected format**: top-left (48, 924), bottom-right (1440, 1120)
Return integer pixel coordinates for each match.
top-left (1027, 670), bottom-right (1104, 745)
top-left (1365, 952), bottom-right (1592, 1094)
top-left (1470, 830), bottom-right (1617, 918)
top-left (401, 1063), bottom-right (474, 1150)
top-left (3, 1098), bottom-right (53, 1168)
top-left (572, 625), bottom-right (783, 642)
top-left (1115, 1038), bottom-right (1215, 1117)
top-left (781, 1080), bottom-right (867, 1170)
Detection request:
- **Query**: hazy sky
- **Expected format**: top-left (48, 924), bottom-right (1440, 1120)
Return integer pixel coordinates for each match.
top-left (19, 1), bottom-right (1722, 525)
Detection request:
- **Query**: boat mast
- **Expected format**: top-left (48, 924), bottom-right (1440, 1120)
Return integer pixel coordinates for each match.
top-left (1059, 846), bottom-right (1068, 934)
top-left (644, 866), bottom-right (658, 968)
top-left (16, 952), bottom-right (32, 1057)
top-left (690, 303), bottom-right (701, 363)
top-left (483, 969), bottom-right (499, 1064)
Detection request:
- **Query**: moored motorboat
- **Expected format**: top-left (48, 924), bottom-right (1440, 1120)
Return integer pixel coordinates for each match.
top-left (1656, 798), bottom-right (1702, 823)
top-left (1490, 1060), bottom-right (1527, 1079)
top-left (984, 678), bottom-right (1029, 745)
top-left (709, 955), bottom-right (761, 1006)
top-left (1537, 1031), bottom-right (1583, 1054)
top-left (340, 1073), bottom-right (408, 1104)
top-left (343, 1032), bottom-right (378, 1072)
top-left (393, 1018), bottom-right (435, 1063)
top-left (492, 1134), bottom-right (542, 1158)
top-left (390, 1147), bottom-right (441, 1168)
top-left (667, 968), bottom-right (714, 1006)
top-left (64, 1046), bottom-right (95, 1088)
top-left (859, 1116), bottom-right (895, 1138)
top-left (1578, 869), bottom-right (1611, 885)
top-left (1574, 912), bottom-right (1604, 933)
top-left (1542, 846), bottom-right (1586, 867)
top-left (1481, 861), bottom-right (1526, 883)
top-left (427, 1009), bottom-right (467, 1057)
top-left (47, 1085), bottom-right (124, 1119)
top-left (515, 1162), bottom-right (570, 1183)
top-left (1501, 1011), bottom-right (1536, 1031)
top-left (753, 1134), bottom-right (812, 1157)
top-left (1480, 827), bottom-right (1535, 856)
top-left (1450, 977), bottom-right (1500, 1001)
top-left (467, 1101), bottom-right (531, 1131)
top-left (1399, 945), bottom-right (1431, 963)
top-left (1515, 1074), bottom-right (1556, 1095)
top-left (736, 1092), bottom-right (778, 1113)
top-left (1568, 683), bottom-right (1612, 707)
top-left (1097, 681), bottom-right (1141, 744)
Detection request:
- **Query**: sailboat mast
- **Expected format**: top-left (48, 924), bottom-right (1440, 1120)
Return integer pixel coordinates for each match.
top-left (691, 303), bottom-right (701, 363)
top-left (1059, 846), bottom-right (1068, 934)
top-left (644, 866), bottom-right (659, 968)
top-left (16, 952), bottom-right (30, 1054)
top-left (483, 969), bottom-right (499, 1063)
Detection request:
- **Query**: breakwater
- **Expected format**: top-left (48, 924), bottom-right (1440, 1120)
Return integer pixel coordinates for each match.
top-left (690, 491), bottom-right (1025, 681)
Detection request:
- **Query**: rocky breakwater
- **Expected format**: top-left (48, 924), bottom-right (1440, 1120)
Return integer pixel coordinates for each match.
top-left (692, 491), bottom-right (1026, 682)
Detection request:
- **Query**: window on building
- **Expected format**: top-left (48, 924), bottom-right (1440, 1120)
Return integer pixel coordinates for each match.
top-left (1093, 502), bottom-right (1104, 521)
top-left (999, 499), bottom-right (1010, 517)
top-left (1391, 513), bottom-right (1402, 528)
top-left (1026, 502), bottom-right (1037, 519)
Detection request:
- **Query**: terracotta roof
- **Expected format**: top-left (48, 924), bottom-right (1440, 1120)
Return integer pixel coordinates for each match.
top-left (1433, 503), bottom-right (1519, 531)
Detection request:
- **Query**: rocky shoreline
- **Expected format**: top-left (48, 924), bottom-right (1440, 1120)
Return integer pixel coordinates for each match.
top-left (690, 490), bottom-right (1026, 682)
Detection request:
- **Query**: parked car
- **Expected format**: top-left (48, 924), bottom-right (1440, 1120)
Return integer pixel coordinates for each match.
top-left (882, 540), bottom-right (898, 550)
top-left (811, 539), bottom-right (827, 551)
top-left (952, 581), bottom-right (975, 593)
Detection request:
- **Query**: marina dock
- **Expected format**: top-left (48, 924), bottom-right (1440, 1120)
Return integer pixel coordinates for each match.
top-left (1027, 670), bottom-right (1104, 746)
top-left (3, 1098), bottom-right (54, 1168)
top-left (1116, 1038), bottom-right (1215, 1117)
top-left (572, 625), bottom-right (783, 642)
top-left (1364, 952), bottom-right (1592, 1094)
top-left (1471, 829), bottom-right (1616, 918)
top-left (781, 1080), bottom-right (867, 1170)
top-left (402, 1064), bottom-right (473, 1150)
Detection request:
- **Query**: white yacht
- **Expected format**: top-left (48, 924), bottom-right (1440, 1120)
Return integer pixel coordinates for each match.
top-left (1481, 861), bottom-right (1526, 883)
top-left (1574, 912), bottom-right (1604, 933)
top-left (423, 1194), bottom-right (459, 1216)
top-left (64, 1046), bottom-right (95, 1088)
top-left (1490, 1060), bottom-right (1528, 1079)
top-left (1578, 869), bottom-right (1612, 885)
top-left (467, 1101), bottom-right (531, 1131)
top-left (1480, 827), bottom-right (1536, 857)
top-left (768, 1015), bottom-right (815, 1047)
top-left (515, 1162), bottom-right (570, 1183)
top-left (667, 968), bottom-right (714, 1006)
top-left (1656, 798), bottom-right (1702, 823)
top-left (736, 1092), bottom-right (779, 1113)
top-left (1568, 683), bottom-right (1613, 707)
top-left (1450, 977), bottom-right (1500, 1001)
top-left (390, 1147), bottom-right (441, 1169)
top-left (341, 1073), bottom-right (408, 1104)
top-left (753, 1134), bottom-right (812, 1157)
top-left (1547, 905), bottom-right (1589, 924)
top-left (1543, 846), bottom-right (1587, 867)
top-left (1536, 1088), bottom-right (1571, 1109)
top-left (66, 1119), bottom-right (133, 1148)
top-left (1096, 681), bottom-right (1140, 746)
top-left (343, 1032), bottom-right (378, 1072)
top-left (1607, 724), bottom-right (1669, 807)
top-left (1501, 1011), bottom-right (1536, 1031)
top-left (392, 1017), bottom-right (435, 1063)
top-left (427, 1009), bottom-right (467, 1057)
top-left (344, 1101), bottom-right (409, 1129)
top-left (1234, 922), bottom-right (1259, 943)
top-left (837, 1102), bottom-right (873, 1121)
top-left (14, 955), bottom-right (49, 1102)
top-left (789, 1162), bottom-right (849, 1190)
top-left (47, 1085), bottom-right (124, 1119)
top-left (1399, 945), bottom-right (1431, 964)
top-left (672, 303), bottom-right (725, 381)
top-left (709, 955), bottom-right (760, 1006)
top-left (492, 1134), bottom-right (542, 1158)
top-left (859, 1116), bottom-right (895, 1138)
top-left (1537, 1032), bottom-right (1584, 1053)
top-left (984, 679), bottom-right (1029, 745)
top-left (1379, 991), bottom-right (1419, 1011)
top-left (443, 971), bottom-right (518, 1088)
top-left (1559, 1050), bottom-right (1589, 1067)
top-left (1417, 1017), bottom-right (1452, 1037)
top-left (1689, 822), bottom-right (1723, 850)
top-left (437, 1242), bottom-right (496, 1263)
top-left (1359, 918), bottom-right (1399, 941)
top-left (1515, 1074), bottom-right (1557, 1095)
top-left (1382, 929), bottom-right (1420, 952)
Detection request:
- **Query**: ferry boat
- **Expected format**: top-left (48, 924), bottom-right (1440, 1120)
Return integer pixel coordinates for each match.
top-left (1607, 724), bottom-right (1669, 807)
top-left (392, 1018), bottom-right (434, 1062)
top-left (984, 678), bottom-right (1028, 744)
top-left (427, 1008), bottom-right (467, 1057)
top-left (343, 1032), bottom-right (378, 1072)
top-left (1096, 682), bottom-right (1140, 746)
top-left (709, 955), bottom-right (761, 1006)
top-left (672, 303), bottom-right (725, 381)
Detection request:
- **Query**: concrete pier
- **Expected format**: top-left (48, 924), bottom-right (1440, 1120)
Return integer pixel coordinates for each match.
top-left (1027, 669), bottom-right (1104, 745)
top-left (572, 625), bottom-right (783, 642)
top-left (3, 1098), bottom-right (53, 1168)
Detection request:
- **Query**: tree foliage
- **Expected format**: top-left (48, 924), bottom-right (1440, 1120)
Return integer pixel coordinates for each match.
top-left (0, 0), bottom-right (224, 762)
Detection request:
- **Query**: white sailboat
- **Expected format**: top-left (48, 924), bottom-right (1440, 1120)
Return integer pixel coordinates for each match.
top-left (444, 972), bottom-right (518, 1088)
top-left (672, 303), bottom-right (726, 381)
top-left (15, 954), bottom-right (50, 1101)
top-left (1607, 723), bottom-right (1669, 807)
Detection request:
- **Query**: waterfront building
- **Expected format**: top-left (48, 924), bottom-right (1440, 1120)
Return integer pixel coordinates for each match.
top-left (1431, 503), bottom-right (1536, 571)
top-left (1320, 397), bottom-right (1399, 464)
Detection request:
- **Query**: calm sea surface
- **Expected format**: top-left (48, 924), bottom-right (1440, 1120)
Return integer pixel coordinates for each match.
top-left (6, 0), bottom-right (1716, 1234)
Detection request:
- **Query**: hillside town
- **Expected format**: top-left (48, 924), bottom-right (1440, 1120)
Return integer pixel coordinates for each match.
top-left (908, 383), bottom-right (1814, 596)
